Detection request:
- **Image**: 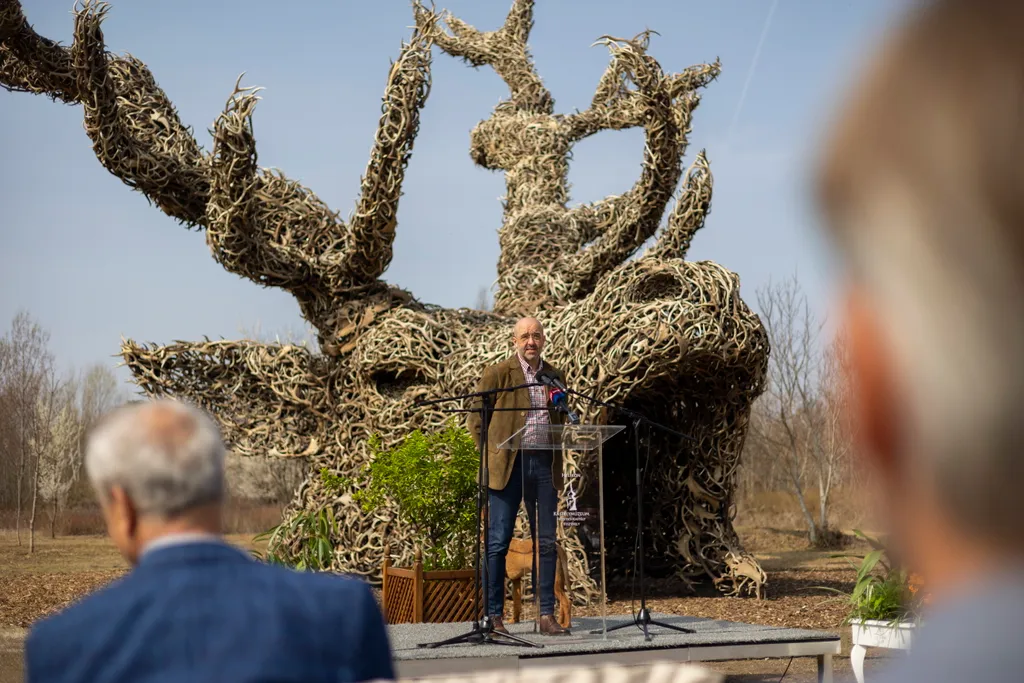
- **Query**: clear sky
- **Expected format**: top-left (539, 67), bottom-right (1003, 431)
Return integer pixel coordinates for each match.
top-left (1, 0), bottom-right (906, 386)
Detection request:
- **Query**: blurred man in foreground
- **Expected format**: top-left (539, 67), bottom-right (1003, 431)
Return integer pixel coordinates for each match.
top-left (817, 0), bottom-right (1024, 680)
top-left (24, 399), bottom-right (394, 683)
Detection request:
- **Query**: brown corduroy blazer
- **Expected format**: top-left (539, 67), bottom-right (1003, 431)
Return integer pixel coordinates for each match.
top-left (466, 354), bottom-right (569, 492)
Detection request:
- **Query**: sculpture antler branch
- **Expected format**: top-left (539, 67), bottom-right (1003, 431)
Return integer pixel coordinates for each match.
top-left (3, 0), bottom-right (433, 331)
top-left (413, 0), bottom-right (551, 113)
top-left (347, 31), bottom-right (433, 283)
top-left (206, 23), bottom-right (432, 304)
top-left (120, 337), bottom-right (332, 458)
top-left (557, 40), bottom-right (719, 296)
top-left (0, 0), bottom-right (78, 101)
top-left (71, 1), bottom-right (210, 225)
top-left (646, 150), bottom-right (713, 261)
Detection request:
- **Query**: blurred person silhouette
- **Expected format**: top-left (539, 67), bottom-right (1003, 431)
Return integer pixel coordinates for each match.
top-left (817, 0), bottom-right (1024, 680)
top-left (24, 399), bottom-right (394, 683)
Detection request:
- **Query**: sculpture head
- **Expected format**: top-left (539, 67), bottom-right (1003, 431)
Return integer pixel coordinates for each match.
top-left (468, 108), bottom-right (571, 171)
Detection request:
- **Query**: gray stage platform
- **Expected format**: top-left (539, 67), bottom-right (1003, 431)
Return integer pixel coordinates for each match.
top-left (390, 613), bottom-right (841, 682)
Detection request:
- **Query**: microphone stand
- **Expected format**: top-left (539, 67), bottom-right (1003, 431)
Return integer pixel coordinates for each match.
top-left (550, 384), bottom-right (697, 641)
top-left (413, 383), bottom-right (547, 650)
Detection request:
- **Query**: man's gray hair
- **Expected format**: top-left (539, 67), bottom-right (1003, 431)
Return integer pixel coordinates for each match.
top-left (85, 399), bottom-right (226, 517)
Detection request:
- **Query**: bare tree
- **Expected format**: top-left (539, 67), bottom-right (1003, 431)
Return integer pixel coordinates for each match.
top-left (37, 379), bottom-right (84, 538)
top-left (0, 312), bottom-right (55, 543)
top-left (225, 453), bottom-right (305, 504)
top-left (27, 368), bottom-right (65, 553)
top-left (754, 275), bottom-right (847, 546)
top-left (474, 287), bottom-right (492, 312)
top-left (821, 329), bottom-right (857, 493)
top-left (79, 363), bottom-right (122, 428)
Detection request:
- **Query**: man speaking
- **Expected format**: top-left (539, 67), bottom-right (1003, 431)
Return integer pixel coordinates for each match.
top-left (467, 317), bottom-right (572, 636)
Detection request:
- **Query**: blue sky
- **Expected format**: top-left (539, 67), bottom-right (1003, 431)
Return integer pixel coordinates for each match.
top-left (1, 0), bottom-right (905, 386)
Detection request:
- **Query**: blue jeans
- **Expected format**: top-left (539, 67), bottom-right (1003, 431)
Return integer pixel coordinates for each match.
top-left (486, 450), bottom-right (558, 617)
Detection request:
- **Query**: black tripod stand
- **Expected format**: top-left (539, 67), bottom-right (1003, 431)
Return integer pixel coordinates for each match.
top-left (599, 415), bottom-right (695, 640)
top-left (550, 386), bottom-right (697, 641)
top-left (414, 384), bottom-right (544, 650)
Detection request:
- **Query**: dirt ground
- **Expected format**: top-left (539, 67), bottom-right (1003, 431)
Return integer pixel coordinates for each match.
top-left (0, 526), bottom-right (897, 682)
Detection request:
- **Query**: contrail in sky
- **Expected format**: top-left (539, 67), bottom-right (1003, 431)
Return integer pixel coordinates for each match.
top-left (724, 0), bottom-right (780, 154)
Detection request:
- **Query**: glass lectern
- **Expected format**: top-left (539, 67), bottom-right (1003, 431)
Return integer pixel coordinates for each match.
top-left (497, 423), bottom-right (624, 638)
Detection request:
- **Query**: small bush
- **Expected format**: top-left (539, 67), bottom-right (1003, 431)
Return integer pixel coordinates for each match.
top-left (252, 506), bottom-right (338, 571)
top-left (355, 420), bottom-right (479, 570)
top-left (820, 529), bottom-right (928, 626)
top-left (251, 420), bottom-right (479, 572)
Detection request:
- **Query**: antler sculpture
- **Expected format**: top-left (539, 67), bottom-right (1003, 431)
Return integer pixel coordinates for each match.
top-left (2, 0), bottom-right (769, 600)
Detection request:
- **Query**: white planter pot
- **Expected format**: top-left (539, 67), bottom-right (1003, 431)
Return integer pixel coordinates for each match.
top-left (850, 619), bottom-right (917, 683)
top-left (851, 618), bottom-right (916, 649)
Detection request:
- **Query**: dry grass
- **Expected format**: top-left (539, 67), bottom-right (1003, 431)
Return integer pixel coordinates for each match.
top-left (734, 487), bottom-right (877, 538)
top-left (0, 530), bottom-right (268, 631)
top-left (0, 500), bottom-right (285, 539)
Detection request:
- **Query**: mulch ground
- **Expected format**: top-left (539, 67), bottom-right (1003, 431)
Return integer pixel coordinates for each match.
top-left (480, 568), bottom-right (853, 633)
top-left (1, 568), bottom-right (853, 634)
top-left (1, 526), bottom-right (860, 633)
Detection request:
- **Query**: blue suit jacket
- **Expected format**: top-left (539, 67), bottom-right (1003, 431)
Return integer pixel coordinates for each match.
top-left (24, 541), bottom-right (395, 683)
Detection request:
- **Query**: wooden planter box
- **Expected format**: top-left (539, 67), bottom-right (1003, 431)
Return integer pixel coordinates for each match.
top-left (381, 546), bottom-right (483, 624)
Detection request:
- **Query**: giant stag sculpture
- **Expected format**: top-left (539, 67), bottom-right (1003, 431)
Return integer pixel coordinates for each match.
top-left (1, 0), bottom-right (769, 599)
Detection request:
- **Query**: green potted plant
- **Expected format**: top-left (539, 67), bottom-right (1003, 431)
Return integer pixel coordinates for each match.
top-left (355, 419), bottom-right (479, 571)
top-left (837, 530), bottom-right (928, 683)
top-left (356, 419), bottom-right (482, 623)
top-left (252, 419), bottom-right (482, 623)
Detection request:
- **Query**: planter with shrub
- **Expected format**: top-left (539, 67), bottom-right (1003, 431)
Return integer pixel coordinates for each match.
top-left (252, 420), bottom-right (483, 623)
top-left (832, 531), bottom-right (929, 683)
top-left (356, 420), bottom-right (481, 624)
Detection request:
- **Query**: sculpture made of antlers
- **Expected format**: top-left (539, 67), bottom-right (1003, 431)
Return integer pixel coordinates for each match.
top-left (1, 0), bottom-right (769, 599)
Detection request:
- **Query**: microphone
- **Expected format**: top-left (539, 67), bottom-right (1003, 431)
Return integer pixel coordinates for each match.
top-left (548, 387), bottom-right (580, 425)
top-left (536, 368), bottom-right (568, 393)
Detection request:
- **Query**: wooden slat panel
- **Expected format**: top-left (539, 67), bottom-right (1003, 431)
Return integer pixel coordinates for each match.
top-left (386, 567), bottom-right (417, 579)
top-left (383, 562), bottom-right (482, 624)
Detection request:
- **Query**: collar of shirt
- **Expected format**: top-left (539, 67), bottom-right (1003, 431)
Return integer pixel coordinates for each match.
top-left (140, 531), bottom-right (224, 558)
top-left (517, 353), bottom-right (543, 377)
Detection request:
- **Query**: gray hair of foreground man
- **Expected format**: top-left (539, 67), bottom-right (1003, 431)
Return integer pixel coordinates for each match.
top-left (817, 0), bottom-right (1024, 546)
top-left (85, 399), bottom-right (226, 518)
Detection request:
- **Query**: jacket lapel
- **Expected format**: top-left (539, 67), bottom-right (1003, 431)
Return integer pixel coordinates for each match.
top-left (506, 355), bottom-right (527, 408)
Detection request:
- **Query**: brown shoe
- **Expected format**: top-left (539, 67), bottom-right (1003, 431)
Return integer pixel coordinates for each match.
top-left (539, 614), bottom-right (571, 636)
top-left (489, 616), bottom-right (509, 634)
